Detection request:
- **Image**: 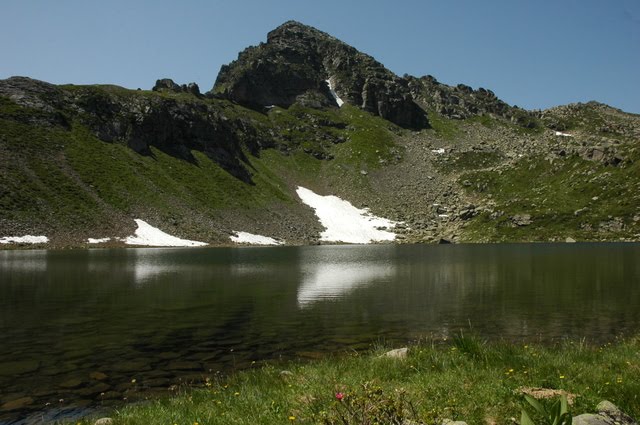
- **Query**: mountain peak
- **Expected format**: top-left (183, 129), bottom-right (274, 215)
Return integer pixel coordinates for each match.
top-left (212, 21), bottom-right (428, 129)
top-left (266, 20), bottom-right (334, 44)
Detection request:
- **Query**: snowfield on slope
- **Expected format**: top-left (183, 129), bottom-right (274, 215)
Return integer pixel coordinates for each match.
top-left (326, 79), bottom-right (344, 107)
top-left (0, 235), bottom-right (49, 244)
top-left (296, 186), bottom-right (397, 244)
top-left (87, 237), bottom-right (111, 244)
top-left (124, 219), bottom-right (207, 247)
top-left (230, 231), bottom-right (283, 246)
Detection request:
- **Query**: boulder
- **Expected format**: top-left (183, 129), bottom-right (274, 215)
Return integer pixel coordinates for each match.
top-left (573, 401), bottom-right (638, 425)
top-left (511, 214), bottom-right (532, 226)
top-left (382, 347), bottom-right (408, 359)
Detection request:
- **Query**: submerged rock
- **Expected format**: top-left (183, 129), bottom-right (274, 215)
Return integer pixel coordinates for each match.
top-left (0, 397), bottom-right (34, 411)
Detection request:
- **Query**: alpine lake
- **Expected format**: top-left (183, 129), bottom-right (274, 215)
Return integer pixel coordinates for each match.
top-left (1, 243), bottom-right (639, 424)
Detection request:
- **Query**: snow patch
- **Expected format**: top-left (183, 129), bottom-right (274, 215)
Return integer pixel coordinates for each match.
top-left (554, 131), bottom-right (573, 137)
top-left (0, 235), bottom-right (48, 244)
top-left (326, 79), bottom-right (344, 107)
top-left (296, 186), bottom-right (397, 244)
top-left (87, 237), bottom-right (111, 244)
top-left (124, 219), bottom-right (207, 247)
top-left (230, 231), bottom-right (283, 246)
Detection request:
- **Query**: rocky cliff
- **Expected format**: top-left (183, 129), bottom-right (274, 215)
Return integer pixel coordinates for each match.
top-left (213, 21), bottom-right (429, 129)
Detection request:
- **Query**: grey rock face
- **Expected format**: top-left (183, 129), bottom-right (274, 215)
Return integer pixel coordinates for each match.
top-left (0, 76), bottom-right (269, 183)
top-left (213, 21), bottom-right (428, 129)
top-left (407, 74), bottom-right (538, 128)
top-left (153, 78), bottom-right (201, 96)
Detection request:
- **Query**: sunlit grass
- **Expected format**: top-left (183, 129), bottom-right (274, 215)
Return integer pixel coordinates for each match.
top-left (74, 336), bottom-right (640, 424)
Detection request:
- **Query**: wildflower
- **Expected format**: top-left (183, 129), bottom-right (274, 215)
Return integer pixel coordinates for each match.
top-left (509, 369), bottom-right (514, 373)
top-left (335, 392), bottom-right (344, 401)
top-left (559, 375), bottom-right (565, 379)
top-left (131, 378), bottom-right (136, 384)
top-left (234, 392), bottom-right (240, 396)
top-left (288, 416), bottom-right (296, 421)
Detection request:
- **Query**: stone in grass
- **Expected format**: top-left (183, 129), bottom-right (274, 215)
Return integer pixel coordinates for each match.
top-left (441, 420), bottom-right (468, 425)
top-left (280, 370), bottom-right (294, 378)
top-left (93, 418), bottom-right (114, 425)
top-left (382, 347), bottom-right (408, 359)
top-left (573, 400), bottom-right (638, 425)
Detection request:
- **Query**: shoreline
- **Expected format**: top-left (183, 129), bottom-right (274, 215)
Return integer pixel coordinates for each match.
top-left (2, 238), bottom-right (640, 251)
top-left (56, 336), bottom-right (640, 425)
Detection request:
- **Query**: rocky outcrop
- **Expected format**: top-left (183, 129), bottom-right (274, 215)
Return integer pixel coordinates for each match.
top-left (212, 21), bottom-right (428, 129)
top-left (152, 78), bottom-right (201, 96)
top-left (407, 74), bottom-right (538, 128)
top-left (0, 77), bottom-right (273, 183)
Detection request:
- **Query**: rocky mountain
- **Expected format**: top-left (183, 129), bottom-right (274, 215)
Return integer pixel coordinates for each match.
top-left (1, 21), bottom-right (639, 248)
top-left (213, 21), bottom-right (428, 129)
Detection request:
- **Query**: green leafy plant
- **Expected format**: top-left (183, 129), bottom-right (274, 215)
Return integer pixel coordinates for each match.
top-left (521, 394), bottom-right (572, 425)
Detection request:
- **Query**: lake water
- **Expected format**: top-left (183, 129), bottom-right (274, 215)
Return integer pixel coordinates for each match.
top-left (1, 243), bottom-right (639, 424)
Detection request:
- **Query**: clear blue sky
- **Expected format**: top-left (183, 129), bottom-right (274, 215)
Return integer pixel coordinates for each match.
top-left (2, 0), bottom-right (639, 113)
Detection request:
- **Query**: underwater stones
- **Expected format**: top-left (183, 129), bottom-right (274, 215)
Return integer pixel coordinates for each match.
top-left (0, 360), bottom-right (40, 376)
top-left (59, 378), bottom-right (84, 389)
top-left (157, 351), bottom-right (181, 360)
top-left (89, 371), bottom-right (108, 381)
top-left (166, 361), bottom-right (202, 371)
top-left (0, 396), bottom-right (34, 411)
top-left (111, 360), bottom-right (151, 373)
top-left (76, 382), bottom-right (111, 397)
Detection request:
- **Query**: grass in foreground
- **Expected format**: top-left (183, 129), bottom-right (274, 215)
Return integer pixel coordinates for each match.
top-left (79, 336), bottom-right (639, 425)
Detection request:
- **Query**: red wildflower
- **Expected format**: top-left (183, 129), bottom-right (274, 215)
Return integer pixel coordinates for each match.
top-left (335, 392), bottom-right (344, 401)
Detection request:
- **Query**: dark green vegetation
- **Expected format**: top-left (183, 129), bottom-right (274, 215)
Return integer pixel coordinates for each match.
top-left (1, 21), bottom-right (639, 246)
top-left (75, 336), bottom-right (640, 424)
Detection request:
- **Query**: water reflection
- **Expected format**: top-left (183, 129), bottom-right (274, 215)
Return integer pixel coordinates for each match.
top-left (298, 263), bottom-right (394, 307)
top-left (296, 245), bottom-right (395, 307)
top-left (0, 249), bottom-right (47, 272)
